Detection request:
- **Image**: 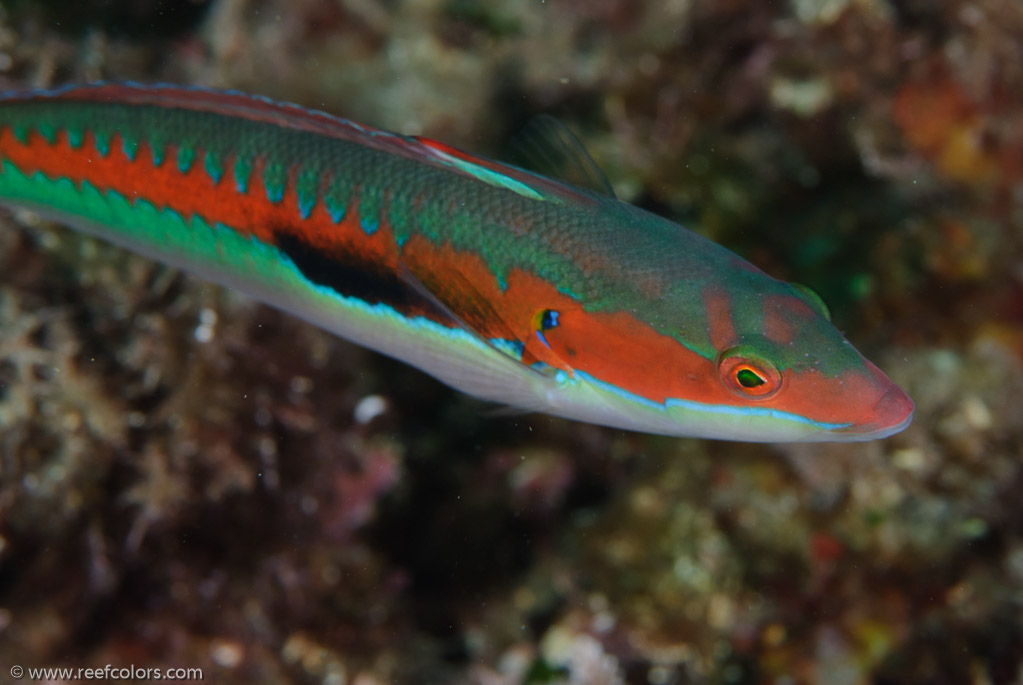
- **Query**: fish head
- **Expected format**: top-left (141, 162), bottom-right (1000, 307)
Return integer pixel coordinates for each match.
top-left (534, 267), bottom-right (913, 442)
top-left (699, 279), bottom-right (915, 442)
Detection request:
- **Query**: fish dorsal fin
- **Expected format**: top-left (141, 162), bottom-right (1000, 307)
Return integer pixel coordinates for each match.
top-left (791, 283), bottom-right (831, 321)
top-left (23, 83), bottom-right (601, 207)
top-left (411, 138), bottom-right (548, 202)
top-left (508, 115), bottom-right (616, 198)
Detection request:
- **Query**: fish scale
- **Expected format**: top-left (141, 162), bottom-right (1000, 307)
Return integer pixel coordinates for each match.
top-left (0, 82), bottom-right (914, 442)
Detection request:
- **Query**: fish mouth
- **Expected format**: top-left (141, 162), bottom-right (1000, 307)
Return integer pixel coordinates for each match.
top-left (835, 386), bottom-right (916, 440)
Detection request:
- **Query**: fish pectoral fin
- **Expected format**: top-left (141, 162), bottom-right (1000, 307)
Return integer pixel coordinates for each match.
top-left (395, 260), bottom-right (549, 378)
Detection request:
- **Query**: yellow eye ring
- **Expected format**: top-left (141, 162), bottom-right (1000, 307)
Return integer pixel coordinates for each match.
top-left (717, 347), bottom-right (782, 398)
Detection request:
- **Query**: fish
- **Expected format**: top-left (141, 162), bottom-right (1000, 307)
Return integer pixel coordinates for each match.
top-left (0, 82), bottom-right (913, 442)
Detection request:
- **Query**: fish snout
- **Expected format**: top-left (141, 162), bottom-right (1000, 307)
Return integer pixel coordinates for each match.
top-left (838, 384), bottom-right (915, 439)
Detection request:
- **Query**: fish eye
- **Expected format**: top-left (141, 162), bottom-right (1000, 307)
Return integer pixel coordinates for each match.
top-left (717, 346), bottom-right (782, 398)
top-left (736, 367), bottom-right (766, 388)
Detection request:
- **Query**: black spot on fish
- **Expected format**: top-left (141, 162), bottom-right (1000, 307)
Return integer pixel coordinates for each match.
top-left (275, 232), bottom-right (418, 311)
top-left (540, 309), bottom-right (559, 330)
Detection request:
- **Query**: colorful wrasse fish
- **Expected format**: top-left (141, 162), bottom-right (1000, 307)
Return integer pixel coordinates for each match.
top-left (0, 83), bottom-right (913, 442)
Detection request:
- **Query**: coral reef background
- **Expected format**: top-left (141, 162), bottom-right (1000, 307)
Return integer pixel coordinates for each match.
top-left (1, 1), bottom-right (1022, 683)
